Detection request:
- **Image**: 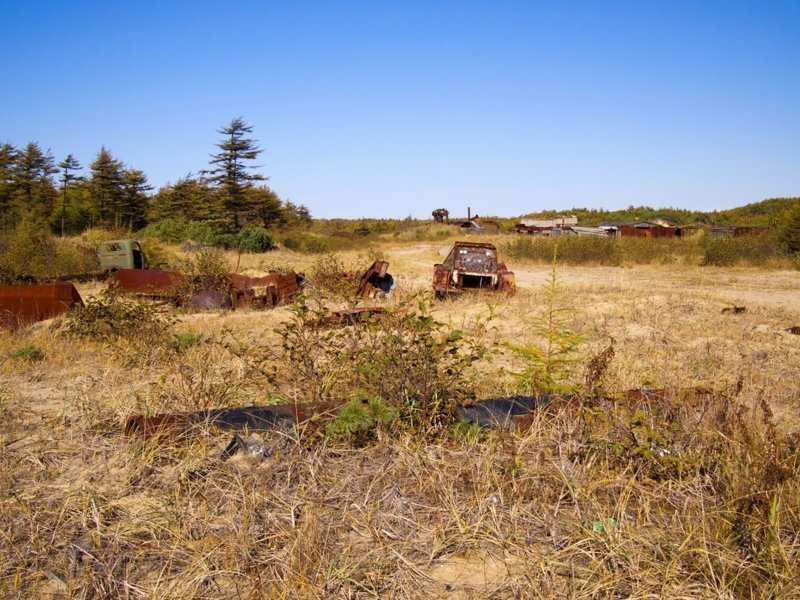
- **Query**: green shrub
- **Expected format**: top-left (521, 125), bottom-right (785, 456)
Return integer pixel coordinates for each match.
top-left (700, 232), bottom-right (784, 267)
top-left (235, 226), bottom-right (273, 252)
top-left (325, 397), bottom-right (397, 445)
top-left (171, 332), bottom-right (205, 352)
top-left (10, 345), bottom-right (45, 362)
top-left (280, 232), bottom-right (360, 253)
top-left (64, 288), bottom-right (174, 347)
top-left (503, 236), bottom-right (621, 265)
top-left (272, 294), bottom-right (490, 434)
top-left (137, 218), bottom-right (189, 244)
top-left (0, 219), bottom-right (99, 282)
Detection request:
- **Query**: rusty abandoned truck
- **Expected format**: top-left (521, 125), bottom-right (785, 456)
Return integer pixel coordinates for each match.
top-left (433, 242), bottom-right (515, 297)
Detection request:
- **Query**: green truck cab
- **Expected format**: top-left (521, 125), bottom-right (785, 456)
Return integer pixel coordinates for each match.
top-left (98, 240), bottom-right (148, 271)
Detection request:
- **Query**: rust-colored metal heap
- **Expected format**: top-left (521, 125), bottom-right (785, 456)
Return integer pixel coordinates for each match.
top-left (109, 268), bottom-right (304, 308)
top-left (226, 272), bottom-right (304, 309)
top-left (0, 282), bottom-right (84, 328)
top-left (355, 260), bottom-right (393, 299)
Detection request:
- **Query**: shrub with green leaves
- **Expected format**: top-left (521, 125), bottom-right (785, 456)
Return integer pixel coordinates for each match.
top-left (10, 345), bottom-right (45, 362)
top-left (700, 232), bottom-right (784, 266)
top-left (503, 236), bottom-right (621, 265)
top-left (507, 259), bottom-right (583, 394)
top-left (0, 219), bottom-right (98, 282)
top-left (235, 226), bottom-right (273, 252)
top-left (271, 294), bottom-right (490, 434)
top-left (325, 397), bottom-right (397, 445)
top-left (64, 288), bottom-right (173, 347)
top-left (171, 332), bottom-right (204, 353)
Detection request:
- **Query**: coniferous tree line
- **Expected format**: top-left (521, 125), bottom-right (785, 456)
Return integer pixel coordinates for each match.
top-left (0, 117), bottom-right (311, 235)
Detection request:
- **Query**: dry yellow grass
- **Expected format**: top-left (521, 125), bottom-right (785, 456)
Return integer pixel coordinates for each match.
top-left (1, 240), bottom-right (799, 597)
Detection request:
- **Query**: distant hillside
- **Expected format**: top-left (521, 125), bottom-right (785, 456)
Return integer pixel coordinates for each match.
top-left (521, 197), bottom-right (800, 227)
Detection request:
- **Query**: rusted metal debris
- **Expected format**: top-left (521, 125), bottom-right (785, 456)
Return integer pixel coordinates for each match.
top-left (226, 272), bottom-right (304, 309)
top-left (721, 305), bottom-right (746, 314)
top-left (125, 402), bottom-right (341, 440)
top-left (125, 388), bottom-right (723, 442)
top-left (0, 282), bottom-right (84, 328)
top-left (110, 268), bottom-right (304, 309)
top-left (457, 387), bottom-right (722, 430)
top-left (305, 306), bottom-right (387, 328)
top-left (434, 242), bottom-right (515, 297)
top-left (355, 260), bottom-right (394, 299)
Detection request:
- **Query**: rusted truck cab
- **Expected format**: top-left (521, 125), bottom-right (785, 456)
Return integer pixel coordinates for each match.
top-left (98, 240), bottom-right (148, 271)
top-left (433, 242), bottom-right (515, 297)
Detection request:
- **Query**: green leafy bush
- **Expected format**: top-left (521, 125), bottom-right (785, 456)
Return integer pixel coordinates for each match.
top-left (325, 397), bottom-right (397, 445)
top-left (700, 232), bottom-right (784, 266)
top-left (0, 219), bottom-right (98, 282)
top-left (234, 226), bottom-right (273, 252)
top-left (10, 345), bottom-right (45, 362)
top-left (64, 288), bottom-right (173, 347)
top-left (271, 294), bottom-right (490, 435)
top-left (503, 236), bottom-right (621, 265)
top-left (171, 332), bottom-right (205, 353)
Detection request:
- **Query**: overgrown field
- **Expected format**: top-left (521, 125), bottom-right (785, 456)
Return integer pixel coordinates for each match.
top-left (1, 240), bottom-right (799, 598)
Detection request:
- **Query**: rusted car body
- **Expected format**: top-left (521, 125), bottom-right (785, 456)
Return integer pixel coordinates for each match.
top-left (433, 242), bottom-right (515, 297)
top-left (0, 282), bottom-right (84, 328)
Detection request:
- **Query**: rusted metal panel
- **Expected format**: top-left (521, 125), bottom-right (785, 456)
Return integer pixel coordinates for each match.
top-left (355, 260), bottom-right (393, 299)
top-left (0, 282), bottom-right (84, 328)
top-left (110, 268), bottom-right (185, 297)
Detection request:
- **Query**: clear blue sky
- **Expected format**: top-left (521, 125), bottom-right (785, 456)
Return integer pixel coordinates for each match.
top-left (2, 1), bottom-right (799, 218)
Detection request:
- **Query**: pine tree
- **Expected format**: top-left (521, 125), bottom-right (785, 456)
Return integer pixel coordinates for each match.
top-left (89, 147), bottom-right (124, 228)
top-left (121, 169), bottom-right (152, 230)
top-left (149, 175), bottom-right (218, 222)
top-left (203, 117), bottom-right (266, 229)
top-left (57, 154), bottom-right (82, 236)
top-left (0, 143), bottom-right (17, 230)
top-left (13, 142), bottom-right (57, 223)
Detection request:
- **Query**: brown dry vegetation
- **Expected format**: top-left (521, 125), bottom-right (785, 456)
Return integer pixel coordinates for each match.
top-left (1, 240), bottom-right (800, 598)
